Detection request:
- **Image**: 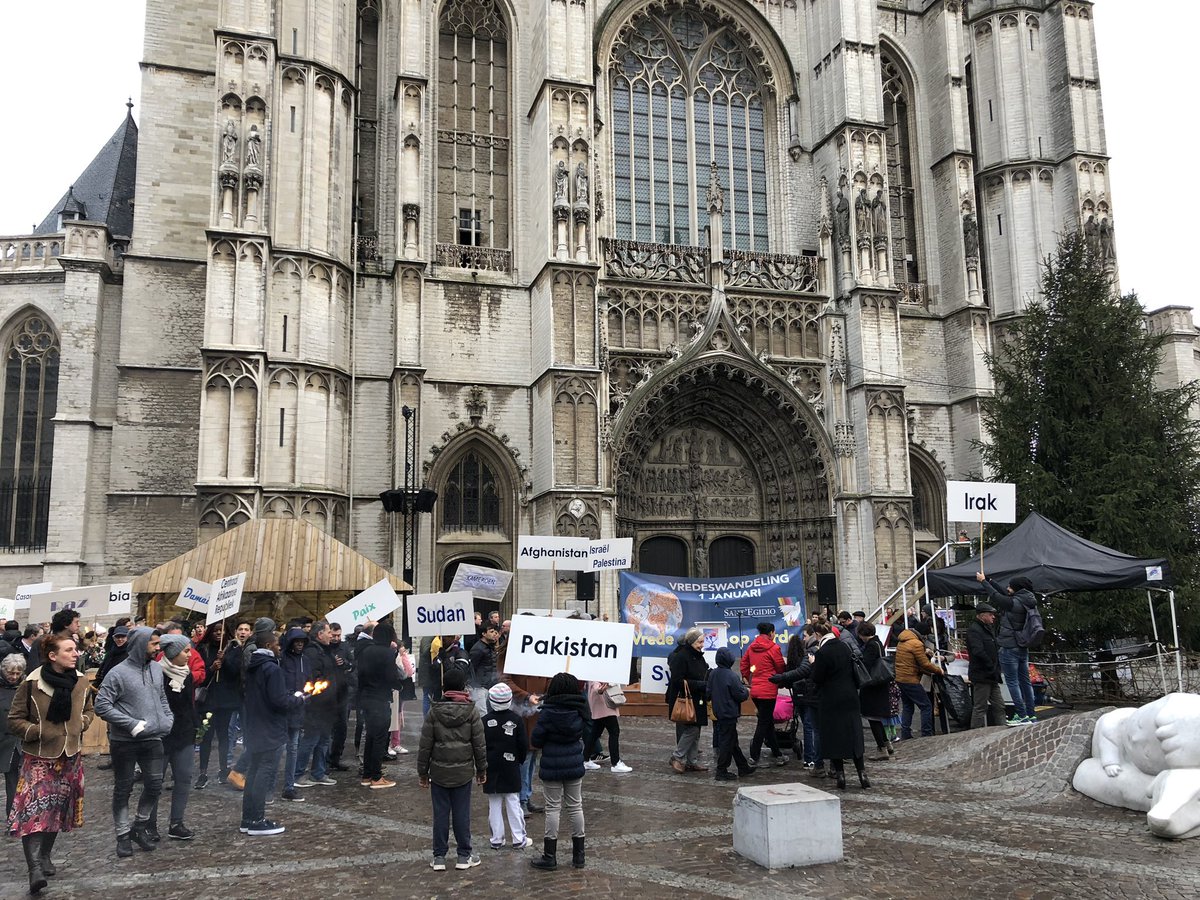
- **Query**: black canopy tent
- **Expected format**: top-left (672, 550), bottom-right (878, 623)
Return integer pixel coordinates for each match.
top-left (925, 512), bottom-right (1181, 691)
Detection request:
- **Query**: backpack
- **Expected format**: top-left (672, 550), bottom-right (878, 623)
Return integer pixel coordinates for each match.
top-left (1016, 597), bottom-right (1046, 649)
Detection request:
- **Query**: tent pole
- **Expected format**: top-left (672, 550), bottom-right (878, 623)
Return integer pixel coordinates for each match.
top-left (1147, 590), bottom-right (1167, 695)
top-left (1169, 589), bottom-right (1183, 693)
top-left (902, 585), bottom-right (908, 628)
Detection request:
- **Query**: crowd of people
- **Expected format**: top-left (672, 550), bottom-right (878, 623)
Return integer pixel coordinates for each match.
top-left (1, 575), bottom-right (1040, 893)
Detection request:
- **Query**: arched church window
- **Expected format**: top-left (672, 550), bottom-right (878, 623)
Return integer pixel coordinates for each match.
top-left (0, 313), bottom-right (58, 550)
top-left (609, 4), bottom-right (771, 251)
top-left (436, 0), bottom-right (510, 251)
top-left (442, 450), bottom-right (502, 532)
top-left (880, 50), bottom-right (922, 285)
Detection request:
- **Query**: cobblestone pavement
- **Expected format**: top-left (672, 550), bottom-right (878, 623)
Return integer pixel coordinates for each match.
top-left (5, 711), bottom-right (1199, 900)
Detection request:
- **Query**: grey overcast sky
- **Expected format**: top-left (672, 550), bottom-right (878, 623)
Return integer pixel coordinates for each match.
top-left (0, 1), bottom-right (1191, 311)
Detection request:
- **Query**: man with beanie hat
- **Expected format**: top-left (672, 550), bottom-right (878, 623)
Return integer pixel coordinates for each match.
top-left (94, 627), bottom-right (173, 856)
top-left (975, 572), bottom-right (1039, 725)
top-left (966, 603), bottom-right (1004, 728)
top-left (225, 617), bottom-right (277, 791)
top-left (418, 665), bottom-right (487, 871)
top-left (482, 682), bottom-right (530, 850)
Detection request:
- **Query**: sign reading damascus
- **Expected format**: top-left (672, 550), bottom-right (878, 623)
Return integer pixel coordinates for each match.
top-left (504, 614), bottom-right (634, 683)
top-left (619, 568), bottom-right (806, 657)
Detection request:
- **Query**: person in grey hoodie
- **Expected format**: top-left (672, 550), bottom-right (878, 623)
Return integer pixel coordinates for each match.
top-left (94, 627), bottom-right (173, 857)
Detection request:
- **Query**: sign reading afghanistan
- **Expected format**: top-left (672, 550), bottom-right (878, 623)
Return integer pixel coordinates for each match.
top-left (619, 567), bottom-right (806, 657)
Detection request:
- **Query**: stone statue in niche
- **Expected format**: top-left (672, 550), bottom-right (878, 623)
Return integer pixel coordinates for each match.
top-left (871, 190), bottom-right (888, 242)
top-left (244, 125), bottom-right (262, 168)
top-left (1083, 214), bottom-right (1100, 256)
top-left (963, 212), bottom-right (979, 259)
top-left (1100, 217), bottom-right (1115, 263)
top-left (833, 189), bottom-right (851, 247)
top-left (1072, 693), bottom-right (1200, 840)
top-left (575, 163), bottom-right (589, 205)
top-left (554, 161), bottom-right (569, 204)
top-left (222, 120), bottom-right (239, 163)
top-left (855, 188), bottom-right (871, 239)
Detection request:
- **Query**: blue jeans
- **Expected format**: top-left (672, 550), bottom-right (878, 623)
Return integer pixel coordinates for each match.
top-left (241, 744), bottom-right (283, 826)
top-left (284, 727), bottom-right (301, 791)
top-left (899, 683), bottom-right (933, 738)
top-left (801, 706), bottom-right (821, 765)
top-left (521, 750), bottom-right (538, 804)
top-left (295, 730), bottom-right (331, 782)
top-left (1000, 646), bottom-right (1036, 718)
top-left (423, 690), bottom-right (434, 717)
top-left (431, 781), bottom-right (473, 860)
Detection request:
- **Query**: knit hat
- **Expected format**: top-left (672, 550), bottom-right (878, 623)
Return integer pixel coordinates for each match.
top-left (488, 683), bottom-right (513, 710)
top-left (159, 633), bottom-right (191, 660)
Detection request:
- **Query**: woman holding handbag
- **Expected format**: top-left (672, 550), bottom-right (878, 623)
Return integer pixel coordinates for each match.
top-left (665, 629), bottom-right (709, 774)
top-left (389, 641), bottom-right (417, 757)
top-left (810, 628), bottom-right (868, 790)
top-left (583, 681), bottom-right (631, 774)
top-left (856, 623), bottom-right (895, 760)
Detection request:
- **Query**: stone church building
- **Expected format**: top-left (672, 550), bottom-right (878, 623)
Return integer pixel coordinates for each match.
top-left (1, 0), bottom-right (1193, 616)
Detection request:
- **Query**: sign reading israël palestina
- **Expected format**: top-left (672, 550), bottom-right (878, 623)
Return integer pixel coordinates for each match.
top-left (448, 563), bottom-right (513, 603)
top-left (516, 536), bottom-right (635, 572)
top-left (504, 614), bottom-right (635, 683)
top-left (406, 591), bottom-right (474, 637)
top-left (619, 568), bottom-right (806, 657)
top-left (324, 578), bottom-right (403, 631)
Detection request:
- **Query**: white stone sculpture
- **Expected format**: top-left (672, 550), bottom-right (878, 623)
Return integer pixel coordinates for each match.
top-left (1072, 693), bottom-right (1200, 840)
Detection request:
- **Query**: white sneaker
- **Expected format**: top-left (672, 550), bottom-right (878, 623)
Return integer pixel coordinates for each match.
top-left (611, 761), bottom-right (632, 774)
top-left (583, 760), bottom-right (601, 771)
top-left (513, 836), bottom-right (533, 849)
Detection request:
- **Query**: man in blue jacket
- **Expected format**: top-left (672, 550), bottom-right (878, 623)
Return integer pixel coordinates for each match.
top-left (240, 630), bottom-right (307, 835)
top-left (708, 647), bottom-right (756, 782)
top-left (94, 627), bottom-right (173, 856)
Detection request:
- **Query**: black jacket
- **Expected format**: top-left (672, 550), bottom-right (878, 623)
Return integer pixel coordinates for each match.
top-left (482, 708), bottom-right (527, 795)
top-left (301, 641), bottom-right (340, 731)
top-left (356, 626), bottom-right (403, 703)
top-left (532, 693), bottom-right (587, 782)
top-left (243, 650), bottom-right (304, 751)
top-left (198, 640), bottom-right (244, 711)
top-left (811, 637), bottom-right (864, 760)
top-left (279, 629), bottom-right (310, 729)
top-left (966, 620), bottom-right (1002, 684)
top-left (707, 647), bottom-right (749, 720)
top-left (429, 643), bottom-right (470, 702)
top-left (665, 642), bottom-right (709, 727)
top-left (981, 581), bottom-right (1036, 649)
top-left (857, 637), bottom-right (893, 719)
top-left (469, 639), bottom-right (500, 690)
top-left (161, 669), bottom-right (198, 756)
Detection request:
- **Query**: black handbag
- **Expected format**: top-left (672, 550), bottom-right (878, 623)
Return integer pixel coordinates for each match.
top-left (397, 676), bottom-right (417, 702)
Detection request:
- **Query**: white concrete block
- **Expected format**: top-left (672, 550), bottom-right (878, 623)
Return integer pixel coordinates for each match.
top-left (733, 782), bottom-right (843, 869)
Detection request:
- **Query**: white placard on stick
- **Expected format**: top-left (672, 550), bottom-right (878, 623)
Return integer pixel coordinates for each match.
top-left (207, 572), bottom-right (246, 625)
top-left (517, 535), bottom-right (590, 570)
top-left (407, 591), bottom-right (474, 637)
top-left (639, 656), bottom-right (672, 695)
top-left (108, 583), bottom-right (134, 616)
top-left (588, 538), bottom-right (633, 572)
top-left (0, 598), bottom-right (14, 622)
top-left (449, 563), bottom-right (513, 602)
top-left (15, 582), bottom-right (51, 612)
top-left (504, 615), bottom-right (634, 683)
top-left (946, 480), bottom-right (1017, 524)
top-left (324, 578), bottom-right (402, 631)
top-left (175, 578), bottom-right (212, 614)
top-left (31, 584), bottom-right (111, 621)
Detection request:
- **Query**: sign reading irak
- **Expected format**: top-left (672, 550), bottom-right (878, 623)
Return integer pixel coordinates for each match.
top-left (406, 591), bottom-right (474, 637)
top-left (505, 615), bottom-right (634, 683)
top-left (946, 480), bottom-right (1017, 524)
top-left (206, 572), bottom-right (247, 625)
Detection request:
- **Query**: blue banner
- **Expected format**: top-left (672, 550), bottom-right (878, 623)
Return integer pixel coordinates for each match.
top-left (619, 568), bottom-right (807, 657)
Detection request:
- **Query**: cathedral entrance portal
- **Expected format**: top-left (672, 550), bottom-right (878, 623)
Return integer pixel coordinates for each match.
top-left (613, 359), bottom-right (836, 593)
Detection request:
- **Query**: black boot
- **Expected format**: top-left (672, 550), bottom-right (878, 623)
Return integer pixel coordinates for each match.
top-left (130, 822), bottom-right (157, 852)
top-left (39, 832), bottom-right (57, 876)
top-left (530, 838), bottom-right (557, 871)
top-left (116, 832), bottom-right (134, 858)
top-left (571, 835), bottom-right (585, 869)
top-left (22, 834), bottom-right (47, 894)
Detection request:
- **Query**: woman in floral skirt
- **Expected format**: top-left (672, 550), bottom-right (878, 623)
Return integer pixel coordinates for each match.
top-left (7, 633), bottom-right (95, 895)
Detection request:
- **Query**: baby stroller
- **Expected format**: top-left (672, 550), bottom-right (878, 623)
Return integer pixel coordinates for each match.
top-left (772, 687), bottom-right (804, 758)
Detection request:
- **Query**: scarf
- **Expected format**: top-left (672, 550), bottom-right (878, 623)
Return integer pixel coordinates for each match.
top-left (443, 689), bottom-right (471, 703)
top-left (41, 665), bottom-right (78, 724)
top-left (161, 658), bottom-right (191, 693)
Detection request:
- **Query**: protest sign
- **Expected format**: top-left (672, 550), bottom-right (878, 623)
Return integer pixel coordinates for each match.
top-left (588, 538), bottom-right (633, 572)
top-left (619, 568), bottom-right (805, 657)
top-left (639, 657), bottom-right (672, 694)
top-left (324, 578), bottom-right (402, 631)
top-left (15, 582), bottom-right (51, 612)
top-left (946, 480), bottom-right (1017, 524)
top-left (406, 591), bottom-right (474, 637)
top-left (31, 584), bottom-right (111, 621)
top-left (504, 615), bottom-right (634, 683)
top-left (175, 578), bottom-right (212, 614)
top-left (108, 583), bottom-right (134, 616)
top-left (0, 597), bottom-right (13, 622)
top-left (206, 572), bottom-right (246, 625)
top-left (517, 535), bottom-right (590, 570)
top-left (448, 563), bottom-right (513, 602)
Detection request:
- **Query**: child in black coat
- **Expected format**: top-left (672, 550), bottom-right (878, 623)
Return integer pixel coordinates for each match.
top-left (482, 683), bottom-right (530, 849)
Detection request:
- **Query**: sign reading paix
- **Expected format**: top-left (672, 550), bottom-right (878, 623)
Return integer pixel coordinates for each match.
top-left (324, 579), bottom-right (402, 631)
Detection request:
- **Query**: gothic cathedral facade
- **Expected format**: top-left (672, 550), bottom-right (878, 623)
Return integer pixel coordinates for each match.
top-left (2, 0), bottom-right (1151, 615)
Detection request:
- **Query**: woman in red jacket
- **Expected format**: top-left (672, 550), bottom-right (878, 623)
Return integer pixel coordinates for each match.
top-left (739, 622), bottom-right (789, 766)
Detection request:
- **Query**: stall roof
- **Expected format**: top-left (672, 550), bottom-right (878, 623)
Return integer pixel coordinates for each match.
top-left (926, 512), bottom-right (1170, 597)
top-left (132, 518), bottom-right (410, 594)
